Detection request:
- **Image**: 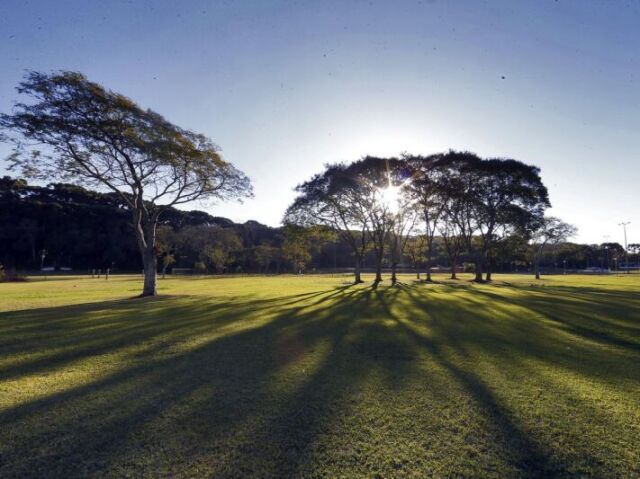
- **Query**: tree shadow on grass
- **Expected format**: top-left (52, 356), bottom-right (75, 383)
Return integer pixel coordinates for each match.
top-left (370, 289), bottom-right (563, 477)
top-left (1, 281), bottom-right (638, 477)
top-left (392, 317), bottom-right (560, 477)
top-left (0, 286), bottom-right (405, 477)
top-left (0, 286), bottom-right (357, 383)
top-left (396, 283), bottom-right (640, 476)
top-left (447, 283), bottom-right (640, 356)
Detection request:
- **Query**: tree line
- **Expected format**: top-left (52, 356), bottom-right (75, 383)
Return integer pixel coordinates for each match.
top-left (285, 152), bottom-right (577, 284)
top-left (4, 175), bottom-right (632, 281)
top-left (1, 71), bottom-right (633, 294)
top-left (0, 176), bottom-right (358, 275)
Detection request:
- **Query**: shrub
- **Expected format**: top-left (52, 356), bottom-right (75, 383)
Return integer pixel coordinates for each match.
top-left (0, 265), bottom-right (27, 282)
top-left (462, 262), bottom-right (475, 273)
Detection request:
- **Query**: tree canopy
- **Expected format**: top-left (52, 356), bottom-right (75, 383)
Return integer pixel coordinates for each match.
top-left (286, 151), bottom-right (551, 284)
top-left (1, 71), bottom-right (252, 295)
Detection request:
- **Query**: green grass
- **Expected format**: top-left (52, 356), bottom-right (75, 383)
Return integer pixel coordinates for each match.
top-left (1, 273), bottom-right (639, 478)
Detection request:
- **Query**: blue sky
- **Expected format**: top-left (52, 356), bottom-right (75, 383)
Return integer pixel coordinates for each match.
top-left (1, 0), bottom-right (638, 244)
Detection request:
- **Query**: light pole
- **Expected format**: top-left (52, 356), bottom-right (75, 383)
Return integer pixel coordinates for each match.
top-left (40, 249), bottom-right (47, 271)
top-left (619, 221), bottom-right (630, 274)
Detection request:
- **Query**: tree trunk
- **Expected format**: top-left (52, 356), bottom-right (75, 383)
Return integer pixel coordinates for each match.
top-left (374, 261), bottom-right (382, 283)
top-left (534, 258), bottom-right (541, 280)
top-left (425, 243), bottom-right (433, 282)
top-left (486, 265), bottom-right (492, 282)
top-left (416, 270), bottom-right (420, 279)
top-left (134, 214), bottom-right (158, 297)
top-left (474, 255), bottom-right (484, 282)
top-left (391, 263), bottom-right (397, 285)
top-left (142, 247), bottom-right (157, 296)
top-left (354, 257), bottom-right (364, 284)
top-left (450, 263), bottom-right (457, 280)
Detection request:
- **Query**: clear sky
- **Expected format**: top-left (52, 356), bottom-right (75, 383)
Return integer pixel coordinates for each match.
top-left (1, 0), bottom-right (638, 245)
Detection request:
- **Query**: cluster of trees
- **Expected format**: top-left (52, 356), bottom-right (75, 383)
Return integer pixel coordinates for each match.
top-left (529, 240), bottom-right (638, 272)
top-left (0, 177), bottom-right (354, 276)
top-left (0, 176), bottom-right (284, 273)
top-left (0, 177), bottom-right (140, 270)
top-left (2, 171), bottom-right (633, 282)
top-left (285, 152), bottom-right (575, 285)
top-left (3, 70), bottom-right (629, 294)
top-left (2, 172), bottom-right (634, 284)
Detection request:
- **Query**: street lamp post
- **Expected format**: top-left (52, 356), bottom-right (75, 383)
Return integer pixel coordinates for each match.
top-left (603, 235), bottom-right (610, 272)
top-left (619, 221), bottom-right (631, 274)
top-left (40, 249), bottom-right (47, 272)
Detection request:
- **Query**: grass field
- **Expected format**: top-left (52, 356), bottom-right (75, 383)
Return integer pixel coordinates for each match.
top-left (1, 273), bottom-right (639, 478)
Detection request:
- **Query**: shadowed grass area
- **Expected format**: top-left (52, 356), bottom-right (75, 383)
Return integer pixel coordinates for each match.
top-left (1, 274), bottom-right (639, 478)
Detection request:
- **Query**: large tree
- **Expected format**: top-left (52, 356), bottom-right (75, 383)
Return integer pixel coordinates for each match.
top-left (404, 153), bottom-right (448, 281)
top-left (284, 163), bottom-right (370, 283)
top-left (388, 192), bottom-right (418, 285)
top-left (285, 156), bottom-right (403, 284)
top-left (438, 152), bottom-right (484, 280)
top-left (473, 158), bottom-right (549, 281)
top-left (443, 153), bottom-right (549, 282)
top-left (0, 71), bottom-right (252, 295)
top-left (439, 217), bottom-right (464, 280)
top-left (281, 224), bottom-right (332, 273)
top-left (530, 217), bottom-right (577, 279)
top-left (405, 233), bottom-right (426, 279)
top-left (349, 157), bottom-right (403, 283)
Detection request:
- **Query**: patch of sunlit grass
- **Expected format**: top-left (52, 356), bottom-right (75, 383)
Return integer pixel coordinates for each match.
top-left (0, 273), bottom-right (638, 477)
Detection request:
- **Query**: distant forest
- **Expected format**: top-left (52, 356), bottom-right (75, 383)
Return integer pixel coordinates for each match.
top-left (0, 176), bottom-right (628, 274)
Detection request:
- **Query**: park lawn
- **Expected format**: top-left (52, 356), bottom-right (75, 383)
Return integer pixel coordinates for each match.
top-left (0, 274), bottom-right (639, 478)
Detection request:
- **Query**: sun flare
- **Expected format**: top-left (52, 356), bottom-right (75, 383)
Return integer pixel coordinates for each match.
top-left (379, 185), bottom-right (402, 213)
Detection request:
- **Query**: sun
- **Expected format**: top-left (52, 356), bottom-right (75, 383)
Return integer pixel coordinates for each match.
top-left (378, 185), bottom-right (402, 213)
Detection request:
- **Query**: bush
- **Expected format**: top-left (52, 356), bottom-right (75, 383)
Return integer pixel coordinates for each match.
top-left (0, 264), bottom-right (27, 282)
top-left (193, 261), bottom-right (207, 274)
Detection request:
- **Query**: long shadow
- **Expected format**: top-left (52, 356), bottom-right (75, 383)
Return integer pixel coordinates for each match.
top-left (395, 283), bottom-right (639, 476)
top-left (1, 285), bottom-right (414, 477)
top-left (0, 297), bottom-right (273, 382)
top-left (403, 284), bottom-right (640, 384)
top-left (1, 280), bottom-right (638, 477)
top-left (394, 318), bottom-right (562, 477)
top-left (0, 287), bottom-right (357, 383)
top-left (465, 285), bottom-right (640, 355)
top-left (370, 286), bottom-right (569, 476)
